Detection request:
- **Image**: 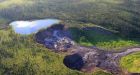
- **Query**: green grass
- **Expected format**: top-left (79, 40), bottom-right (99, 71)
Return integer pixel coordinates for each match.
top-left (69, 27), bottom-right (139, 50)
top-left (120, 52), bottom-right (140, 73)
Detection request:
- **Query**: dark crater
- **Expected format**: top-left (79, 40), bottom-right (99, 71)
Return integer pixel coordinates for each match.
top-left (63, 53), bottom-right (84, 70)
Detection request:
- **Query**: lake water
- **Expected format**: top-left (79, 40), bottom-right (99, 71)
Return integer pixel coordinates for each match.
top-left (9, 19), bottom-right (61, 35)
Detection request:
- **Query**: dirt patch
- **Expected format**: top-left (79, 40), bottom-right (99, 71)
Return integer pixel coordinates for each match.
top-left (35, 24), bottom-right (75, 52)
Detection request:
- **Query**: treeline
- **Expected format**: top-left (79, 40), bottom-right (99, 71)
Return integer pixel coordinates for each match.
top-left (0, 0), bottom-right (140, 38)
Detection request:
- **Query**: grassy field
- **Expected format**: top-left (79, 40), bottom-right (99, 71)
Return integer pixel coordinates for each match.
top-left (120, 52), bottom-right (140, 73)
top-left (0, 0), bottom-right (140, 74)
top-left (69, 26), bottom-right (139, 50)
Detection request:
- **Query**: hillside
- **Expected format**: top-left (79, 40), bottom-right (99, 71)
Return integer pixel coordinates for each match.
top-left (0, 0), bottom-right (140, 38)
top-left (0, 0), bottom-right (140, 75)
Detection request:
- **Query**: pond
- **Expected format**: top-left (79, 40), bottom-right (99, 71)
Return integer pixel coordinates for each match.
top-left (9, 19), bottom-right (61, 35)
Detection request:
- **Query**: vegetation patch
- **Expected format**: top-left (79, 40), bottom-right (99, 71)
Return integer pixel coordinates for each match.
top-left (120, 52), bottom-right (140, 73)
top-left (69, 27), bottom-right (139, 50)
top-left (0, 0), bottom-right (33, 9)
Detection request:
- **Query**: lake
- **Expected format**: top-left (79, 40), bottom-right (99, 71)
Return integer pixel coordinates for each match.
top-left (9, 19), bottom-right (61, 35)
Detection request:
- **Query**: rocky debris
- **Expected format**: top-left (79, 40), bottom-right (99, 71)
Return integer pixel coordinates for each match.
top-left (64, 46), bottom-right (140, 75)
top-left (45, 36), bottom-right (75, 51)
top-left (64, 46), bottom-right (122, 75)
top-left (35, 24), bottom-right (64, 44)
top-left (113, 48), bottom-right (140, 59)
top-left (35, 24), bottom-right (75, 52)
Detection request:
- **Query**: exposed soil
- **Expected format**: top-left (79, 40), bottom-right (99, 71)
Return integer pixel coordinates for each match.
top-left (35, 24), bottom-right (140, 75)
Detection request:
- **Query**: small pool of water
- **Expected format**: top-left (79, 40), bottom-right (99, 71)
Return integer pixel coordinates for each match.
top-left (9, 19), bottom-right (61, 35)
